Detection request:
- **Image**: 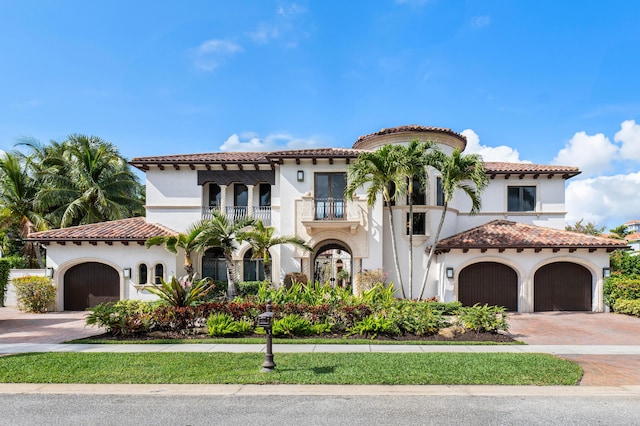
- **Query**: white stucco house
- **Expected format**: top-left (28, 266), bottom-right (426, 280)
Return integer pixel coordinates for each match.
top-left (27, 125), bottom-right (627, 312)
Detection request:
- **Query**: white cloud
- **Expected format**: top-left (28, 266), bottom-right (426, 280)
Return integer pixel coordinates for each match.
top-left (220, 132), bottom-right (321, 152)
top-left (552, 131), bottom-right (617, 177)
top-left (191, 39), bottom-right (242, 71)
top-left (249, 23), bottom-right (280, 44)
top-left (615, 119), bottom-right (640, 161)
top-left (471, 16), bottom-right (491, 29)
top-left (277, 3), bottom-right (306, 17)
top-left (565, 172), bottom-right (640, 229)
top-left (461, 129), bottom-right (526, 162)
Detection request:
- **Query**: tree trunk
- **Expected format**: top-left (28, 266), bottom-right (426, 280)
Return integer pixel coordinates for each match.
top-left (418, 201), bottom-right (448, 300)
top-left (225, 256), bottom-right (237, 298)
top-left (387, 203), bottom-right (406, 298)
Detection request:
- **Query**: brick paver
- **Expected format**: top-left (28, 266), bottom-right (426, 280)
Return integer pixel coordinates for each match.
top-left (0, 307), bottom-right (103, 343)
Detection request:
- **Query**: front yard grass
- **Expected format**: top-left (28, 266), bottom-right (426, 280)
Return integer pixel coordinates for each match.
top-left (0, 352), bottom-right (581, 385)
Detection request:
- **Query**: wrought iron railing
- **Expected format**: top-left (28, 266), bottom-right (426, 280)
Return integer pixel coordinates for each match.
top-left (314, 198), bottom-right (345, 220)
top-left (202, 205), bottom-right (271, 225)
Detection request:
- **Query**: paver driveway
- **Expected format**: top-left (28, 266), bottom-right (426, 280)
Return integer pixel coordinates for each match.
top-left (0, 307), bottom-right (103, 343)
top-left (508, 311), bottom-right (640, 386)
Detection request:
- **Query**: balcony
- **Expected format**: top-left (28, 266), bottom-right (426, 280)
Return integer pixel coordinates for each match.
top-left (202, 206), bottom-right (271, 226)
top-left (298, 196), bottom-right (365, 235)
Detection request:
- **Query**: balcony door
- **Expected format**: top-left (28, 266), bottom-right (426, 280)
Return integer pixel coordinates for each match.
top-left (315, 173), bottom-right (346, 220)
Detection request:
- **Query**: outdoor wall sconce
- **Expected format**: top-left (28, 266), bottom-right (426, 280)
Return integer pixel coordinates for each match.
top-left (45, 267), bottom-right (54, 278)
top-left (603, 267), bottom-right (611, 278)
top-left (297, 170), bottom-right (304, 182)
top-left (446, 267), bottom-right (454, 279)
top-left (123, 268), bottom-right (132, 279)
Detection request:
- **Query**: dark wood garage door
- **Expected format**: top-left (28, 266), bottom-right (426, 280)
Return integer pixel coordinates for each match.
top-left (534, 262), bottom-right (591, 311)
top-left (64, 262), bottom-right (119, 310)
top-left (458, 262), bottom-right (518, 311)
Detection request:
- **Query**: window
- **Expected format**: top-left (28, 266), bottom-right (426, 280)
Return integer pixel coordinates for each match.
top-left (138, 264), bottom-right (148, 285)
top-left (406, 212), bottom-right (426, 235)
top-left (407, 175), bottom-right (426, 205)
top-left (315, 173), bottom-right (346, 219)
top-left (508, 186), bottom-right (536, 212)
top-left (154, 263), bottom-right (164, 285)
top-left (202, 247), bottom-right (227, 282)
top-left (259, 183), bottom-right (271, 207)
top-left (436, 177), bottom-right (445, 207)
top-left (243, 250), bottom-right (265, 281)
top-left (234, 184), bottom-right (248, 207)
top-left (208, 184), bottom-right (221, 208)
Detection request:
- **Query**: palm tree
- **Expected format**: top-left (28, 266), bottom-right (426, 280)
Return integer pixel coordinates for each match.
top-left (346, 144), bottom-right (409, 297)
top-left (145, 221), bottom-right (209, 279)
top-left (237, 220), bottom-right (312, 283)
top-left (194, 211), bottom-right (255, 298)
top-left (609, 225), bottom-right (630, 239)
top-left (417, 148), bottom-right (488, 299)
top-left (35, 134), bottom-right (144, 228)
top-left (0, 152), bottom-right (49, 267)
top-left (402, 140), bottom-right (436, 298)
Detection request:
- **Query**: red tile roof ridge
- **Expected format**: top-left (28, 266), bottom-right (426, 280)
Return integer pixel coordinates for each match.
top-left (354, 125), bottom-right (467, 148)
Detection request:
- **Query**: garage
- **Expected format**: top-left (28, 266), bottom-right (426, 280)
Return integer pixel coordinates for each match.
top-left (458, 262), bottom-right (518, 311)
top-left (534, 262), bottom-right (592, 311)
top-left (64, 262), bottom-right (120, 310)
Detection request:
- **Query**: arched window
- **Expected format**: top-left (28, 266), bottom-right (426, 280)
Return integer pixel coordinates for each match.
top-left (243, 250), bottom-right (265, 281)
top-left (154, 263), bottom-right (164, 285)
top-left (138, 264), bottom-right (148, 285)
top-left (202, 247), bottom-right (227, 282)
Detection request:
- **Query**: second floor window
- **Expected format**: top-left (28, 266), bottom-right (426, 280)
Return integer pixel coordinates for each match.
top-left (508, 186), bottom-right (536, 212)
top-left (407, 175), bottom-right (426, 206)
top-left (259, 183), bottom-right (271, 207)
top-left (234, 184), bottom-right (248, 207)
top-left (315, 173), bottom-right (346, 219)
top-left (209, 184), bottom-right (221, 208)
top-left (406, 212), bottom-right (426, 235)
top-left (436, 177), bottom-right (445, 206)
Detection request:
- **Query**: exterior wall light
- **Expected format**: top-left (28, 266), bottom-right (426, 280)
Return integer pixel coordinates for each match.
top-left (45, 267), bottom-right (54, 278)
top-left (603, 267), bottom-right (611, 278)
top-left (446, 267), bottom-right (454, 279)
top-left (297, 170), bottom-right (304, 182)
top-left (123, 268), bottom-right (132, 279)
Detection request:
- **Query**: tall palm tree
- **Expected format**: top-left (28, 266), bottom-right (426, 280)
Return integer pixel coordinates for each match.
top-left (237, 220), bottom-right (312, 283)
top-left (346, 144), bottom-right (409, 297)
top-left (402, 140), bottom-right (436, 298)
top-left (417, 148), bottom-right (488, 299)
top-left (35, 134), bottom-right (144, 228)
top-left (145, 221), bottom-right (209, 279)
top-left (0, 152), bottom-right (49, 267)
top-left (194, 211), bottom-right (255, 298)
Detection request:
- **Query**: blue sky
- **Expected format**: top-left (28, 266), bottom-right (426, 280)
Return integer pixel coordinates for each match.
top-left (1, 0), bottom-right (640, 230)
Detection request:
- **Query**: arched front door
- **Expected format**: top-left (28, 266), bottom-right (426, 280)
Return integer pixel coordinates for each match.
top-left (313, 241), bottom-right (352, 288)
top-left (534, 262), bottom-right (592, 311)
top-left (64, 262), bottom-right (119, 310)
top-left (458, 262), bottom-right (518, 311)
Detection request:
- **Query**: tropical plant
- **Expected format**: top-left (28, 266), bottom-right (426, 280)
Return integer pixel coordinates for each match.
top-left (11, 276), bottom-right (56, 313)
top-left (0, 259), bottom-right (11, 307)
top-left (194, 211), bottom-right (255, 298)
top-left (272, 314), bottom-right (314, 336)
top-left (347, 314), bottom-right (399, 339)
top-left (565, 219), bottom-right (605, 236)
top-left (418, 148), bottom-right (488, 299)
top-left (610, 250), bottom-right (640, 275)
top-left (145, 275), bottom-right (214, 308)
top-left (609, 224), bottom-right (630, 239)
top-left (85, 300), bottom-right (155, 335)
top-left (346, 144), bottom-right (410, 297)
top-left (32, 134), bottom-right (144, 228)
top-left (456, 304), bottom-right (509, 333)
top-left (236, 220), bottom-right (312, 283)
top-left (145, 220), bottom-right (210, 279)
top-left (206, 312), bottom-right (253, 336)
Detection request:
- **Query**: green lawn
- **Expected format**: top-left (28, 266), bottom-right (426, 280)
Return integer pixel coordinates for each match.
top-left (0, 352), bottom-right (582, 385)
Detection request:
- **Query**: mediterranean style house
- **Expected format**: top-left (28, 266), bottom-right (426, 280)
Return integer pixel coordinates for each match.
top-left (27, 125), bottom-right (627, 312)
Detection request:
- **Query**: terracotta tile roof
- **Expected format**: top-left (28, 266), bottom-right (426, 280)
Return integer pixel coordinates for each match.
top-left (266, 148), bottom-right (363, 160)
top-left (625, 232), bottom-right (640, 241)
top-left (353, 125), bottom-right (467, 149)
top-left (484, 162), bottom-right (580, 177)
top-left (436, 220), bottom-right (628, 252)
top-left (26, 217), bottom-right (177, 244)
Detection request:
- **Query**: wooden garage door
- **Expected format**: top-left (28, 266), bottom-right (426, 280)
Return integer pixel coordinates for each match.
top-left (534, 262), bottom-right (591, 311)
top-left (458, 262), bottom-right (518, 311)
top-left (64, 262), bottom-right (119, 310)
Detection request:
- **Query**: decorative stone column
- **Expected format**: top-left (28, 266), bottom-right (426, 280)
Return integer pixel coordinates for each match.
top-left (247, 184), bottom-right (254, 218)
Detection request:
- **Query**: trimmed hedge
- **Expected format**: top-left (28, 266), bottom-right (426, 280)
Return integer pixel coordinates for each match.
top-left (613, 299), bottom-right (640, 317)
top-left (0, 259), bottom-right (10, 307)
top-left (604, 275), bottom-right (640, 310)
top-left (12, 276), bottom-right (56, 313)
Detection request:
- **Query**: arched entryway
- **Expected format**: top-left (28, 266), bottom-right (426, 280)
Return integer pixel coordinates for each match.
top-left (64, 262), bottom-right (119, 310)
top-left (313, 241), bottom-right (352, 288)
top-left (458, 262), bottom-right (518, 311)
top-left (534, 262), bottom-right (592, 311)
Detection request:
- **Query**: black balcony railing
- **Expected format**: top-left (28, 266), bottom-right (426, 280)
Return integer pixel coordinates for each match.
top-left (315, 198), bottom-right (345, 220)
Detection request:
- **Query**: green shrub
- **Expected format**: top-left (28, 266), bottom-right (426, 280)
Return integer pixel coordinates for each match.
top-left (425, 300), bottom-right (463, 315)
top-left (272, 314), bottom-right (313, 336)
top-left (348, 314), bottom-right (399, 339)
top-left (283, 272), bottom-right (308, 289)
top-left (206, 312), bottom-right (253, 336)
top-left (86, 300), bottom-right (155, 335)
top-left (12, 276), bottom-right (56, 313)
top-left (0, 255), bottom-right (29, 269)
top-left (146, 275), bottom-right (215, 307)
top-left (237, 281), bottom-right (262, 297)
top-left (456, 304), bottom-right (509, 333)
top-left (0, 259), bottom-right (10, 307)
top-left (610, 250), bottom-right (640, 275)
top-left (391, 300), bottom-right (448, 336)
top-left (613, 299), bottom-right (640, 317)
top-left (604, 275), bottom-right (640, 309)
